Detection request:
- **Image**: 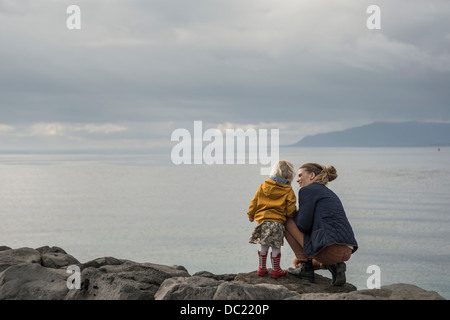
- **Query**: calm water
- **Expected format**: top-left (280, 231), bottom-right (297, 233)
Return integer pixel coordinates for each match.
top-left (0, 147), bottom-right (449, 299)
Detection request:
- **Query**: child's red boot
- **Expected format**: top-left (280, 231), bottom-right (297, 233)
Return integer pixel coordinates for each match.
top-left (270, 253), bottom-right (287, 278)
top-left (257, 251), bottom-right (268, 276)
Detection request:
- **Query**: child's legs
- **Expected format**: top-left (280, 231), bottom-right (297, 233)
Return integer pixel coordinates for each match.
top-left (259, 244), bottom-right (269, 255)
top-left (260, 244), bottom-right (282, 256)
top-left (271, 246), bottom-right (281, 257)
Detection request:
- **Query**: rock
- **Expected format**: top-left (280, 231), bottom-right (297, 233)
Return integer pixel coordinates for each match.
top-left (35, 246), bottom-right (68, 255)
top-left (64, 266), bottom-right (150, 300)
top-left (0, 245), bottom-right (445, 300)
top-left (357, 283), bottom-right (445, 300)
top-left (295, 283), bottom-right (445, 300)
top-left (38, 246), bottom-right (80, 269)
top-left (299, 291), bottom-right (380, 300)
top-left (172, 265), bottom-right (189, 272)
top-left (79, 256), bottom-right (123, 270)
top-left (213, 281), bottom-right (301, 300)
top-left (0, 247), bottom-right (41, 272)
top-left (235, 270), bottom-right (357, 295)
top-left (65, 260), bottom-right (190, 300)
top-left (154, 275), bottom-right (302, 300)
top-left (154, 276), bottom-right (221, 300)
top-left (0, 263), bottom-right (68, 300)
top-left (193, 270), bottom-right (237, 281)
top-left (234, 272), bottom-right (445, 300)
top-left (41, 252), bottom-right (79, 269)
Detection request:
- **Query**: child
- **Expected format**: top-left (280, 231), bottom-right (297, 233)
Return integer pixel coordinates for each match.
top-left (247, 160), bottom-right (297, 278)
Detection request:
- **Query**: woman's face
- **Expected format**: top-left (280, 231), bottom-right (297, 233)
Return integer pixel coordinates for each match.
top-left (297, 168), bottom-right (315, 188)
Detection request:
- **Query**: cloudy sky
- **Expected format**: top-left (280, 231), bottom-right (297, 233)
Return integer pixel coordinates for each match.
top-left (0, 0), bottom-right (449, 151)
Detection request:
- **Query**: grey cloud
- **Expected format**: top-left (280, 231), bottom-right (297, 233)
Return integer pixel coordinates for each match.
top-left (0, 0), bottom-right (449, 147)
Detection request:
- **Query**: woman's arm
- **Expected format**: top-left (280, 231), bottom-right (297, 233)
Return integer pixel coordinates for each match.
top-left (286, 189), bottom-right (297, 218)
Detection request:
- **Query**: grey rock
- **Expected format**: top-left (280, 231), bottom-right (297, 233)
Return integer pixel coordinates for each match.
top-left (154, 276), bottom-right (221, 300)
top-left (235, 272), bottom-right (445, 300)
top-left (356, 283), bottom-right (445, 300)
top-left (35, 246), bottom-right (67, 255)
top-left (0, 245), bottom-right (445, 300)
top-left (65, 260), bottom-right (190, 300)
top-left (0, 247), bottom-right (41, 272)
top-left (0, 263), bottom-right (68, 300)
top-left (41, 252), bottom-right (80, 269)
top-left (172, 265), bottom-right (189, 272)
top-left (213, 281), bottom-right (301, 300)
top-left (235, 270), bottom-right (357, 295)
top-left (193, 270), bottom-right (237, 281)
top-left (79, 256), bottom-right (123, 270)
top-left (299, 291), bottom-right (380, 300)
top-left (155, 275), bottom-right (302, 300)
top-left (65, 266), bottom-right (150, 300)
top-left (296, 283), bottom-right (445, 300)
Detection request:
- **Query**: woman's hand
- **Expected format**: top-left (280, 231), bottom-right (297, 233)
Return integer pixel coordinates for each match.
top-left (293, 257), bottom-right (302, 268)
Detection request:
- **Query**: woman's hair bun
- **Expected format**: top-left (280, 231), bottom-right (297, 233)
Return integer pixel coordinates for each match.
top-left (325, 165), bottom-right (338, 182)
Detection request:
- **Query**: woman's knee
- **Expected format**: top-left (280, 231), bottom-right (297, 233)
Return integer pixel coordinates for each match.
top-left (315, 245), bottom-right (352, 265)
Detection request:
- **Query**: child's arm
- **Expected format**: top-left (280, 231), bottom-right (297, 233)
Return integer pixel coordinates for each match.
top-left (247, 185), bottom-right (261, 222)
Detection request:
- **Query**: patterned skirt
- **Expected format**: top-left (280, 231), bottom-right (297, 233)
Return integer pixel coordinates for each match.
top-left (249, 221), bottom-right (285, 248)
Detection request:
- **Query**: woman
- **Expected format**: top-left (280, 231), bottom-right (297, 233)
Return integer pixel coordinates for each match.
top-left (285, 163), bottom-right (358, 286)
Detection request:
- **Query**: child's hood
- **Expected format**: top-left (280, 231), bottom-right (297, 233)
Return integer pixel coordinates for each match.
top-left (261, 178), bottom-right (292, 197)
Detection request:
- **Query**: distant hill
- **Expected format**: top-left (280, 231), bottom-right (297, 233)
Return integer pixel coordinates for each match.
top-left (291, 121), bottom-right (450, 147)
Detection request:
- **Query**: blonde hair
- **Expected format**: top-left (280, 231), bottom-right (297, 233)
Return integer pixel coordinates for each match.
top-left (300, 163), bottom-right (338, 186)
top-left (270, 160), bottom-right (295, 185)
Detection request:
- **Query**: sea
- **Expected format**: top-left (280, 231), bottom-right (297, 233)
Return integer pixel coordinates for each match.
top-left (0, 147), bottom-right (449, 299)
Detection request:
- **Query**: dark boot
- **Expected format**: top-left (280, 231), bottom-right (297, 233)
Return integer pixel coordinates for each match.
top-left (288, 259), bottom-right (315, 283)
top-left (327, 262), bottom-right (346, 286)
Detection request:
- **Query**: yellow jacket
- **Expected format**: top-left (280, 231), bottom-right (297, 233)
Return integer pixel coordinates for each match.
top-left (247, 178), bottom-right (297, 224)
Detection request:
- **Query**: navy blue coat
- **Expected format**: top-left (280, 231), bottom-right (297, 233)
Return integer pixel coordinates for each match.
top-left (293, 183), bottom-right (358, 256)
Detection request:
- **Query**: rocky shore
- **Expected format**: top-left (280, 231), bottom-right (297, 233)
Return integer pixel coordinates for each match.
top-left (0, 246), bottom-right (445, 300)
